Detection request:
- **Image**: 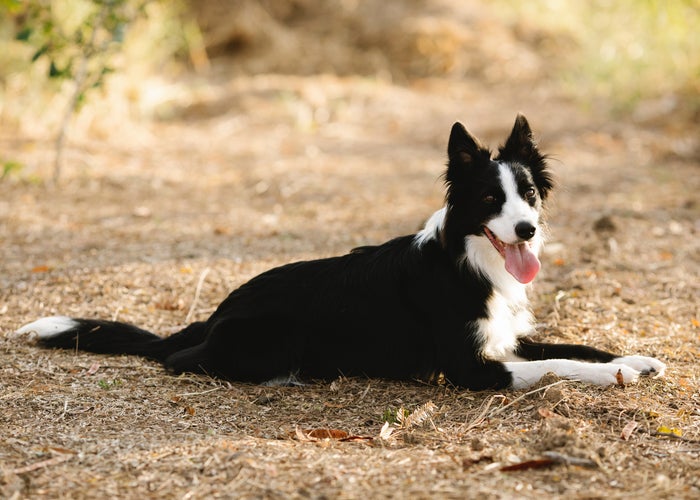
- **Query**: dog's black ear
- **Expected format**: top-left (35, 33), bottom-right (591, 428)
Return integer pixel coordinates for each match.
top-left (498, 114), bottom-right (536, 163)
top-left (497, 114), bottom-right (553, 199)
top-left (447, 122), bottom-right (489, 167)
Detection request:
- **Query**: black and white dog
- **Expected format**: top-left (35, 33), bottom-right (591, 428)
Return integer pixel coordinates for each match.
top-left (17, 115), bottom-right (665, 390)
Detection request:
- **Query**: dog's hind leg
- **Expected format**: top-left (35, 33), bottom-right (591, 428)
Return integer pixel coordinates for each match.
top-left (164, 343), bottom-right (211, 376)
top-left (155, 321), bottom-right (208, 357)
top-left (164, 316), bottom-right (305, 383)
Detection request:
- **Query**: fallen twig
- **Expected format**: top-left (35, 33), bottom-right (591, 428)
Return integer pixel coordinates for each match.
top-left (185, 267), bottom-right (211, 324)
top-left (500, 458), bottom-right (555, 471)
top-left (461, 394), bottom-right (506, 433)
top-left (11, 453), bottom-right (74, 475)
top-left (460, 381), bottom-right (571, 438)
top-left (651, 431), bottom-right (700, 444)
top-left (488, 380), bottom-right (570, 419)
top-left (174, 386), bottom-right (222, 398)
top-left (542, 451), bottom-right (598, 468)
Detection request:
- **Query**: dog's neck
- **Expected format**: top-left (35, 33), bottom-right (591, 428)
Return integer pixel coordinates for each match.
top-left (415, 206), bottom-right (537, 304)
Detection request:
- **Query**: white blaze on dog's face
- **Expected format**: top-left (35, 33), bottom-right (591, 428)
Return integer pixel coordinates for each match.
top-left (482, 162), bottom-right (543, 284)
top-left (487, 164), bottom-right (541, 245)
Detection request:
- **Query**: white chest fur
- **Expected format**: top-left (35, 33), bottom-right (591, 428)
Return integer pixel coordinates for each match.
top-left (462, 233), bottom-right (538, 361)
top-left (475, 289), bottom-right (534, 361)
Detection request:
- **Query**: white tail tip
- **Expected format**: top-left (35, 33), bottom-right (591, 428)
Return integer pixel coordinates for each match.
top-left (15, 316), bottom-right (78, 339)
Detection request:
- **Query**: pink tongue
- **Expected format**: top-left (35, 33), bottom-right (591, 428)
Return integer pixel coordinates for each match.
top-left (504, 243), bottom-right (541, 284)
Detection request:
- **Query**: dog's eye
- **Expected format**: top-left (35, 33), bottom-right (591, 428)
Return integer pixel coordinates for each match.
top-left (524, 188), bottom-right (536, 200)
top-left (483, 194), bottom-right (496, 204)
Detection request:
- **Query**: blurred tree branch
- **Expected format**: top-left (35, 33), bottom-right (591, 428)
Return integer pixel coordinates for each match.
top-left (4, 0), bottom-right (150, 184)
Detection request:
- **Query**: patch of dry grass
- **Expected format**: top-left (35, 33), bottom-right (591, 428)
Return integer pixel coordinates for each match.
top-left (1, 72), bottom-right (698, 496)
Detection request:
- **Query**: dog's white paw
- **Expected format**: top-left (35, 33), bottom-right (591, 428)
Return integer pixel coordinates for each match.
top-left (505, 359), bottom-right (641, 389)
top-left (592, 363), bottom-right (640, 386)
top-left (613, 355), bottom-right (666, 378)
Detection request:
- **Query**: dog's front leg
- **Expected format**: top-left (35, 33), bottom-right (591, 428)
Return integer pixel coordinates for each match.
top-left (515, 338), bottom-right (617, 362)
top-left (503, 359), bottom-right (642, 389)
top-left (514, 338), bottom-right (666, 376)
top-left (505, 338), bottom-right (666, 389)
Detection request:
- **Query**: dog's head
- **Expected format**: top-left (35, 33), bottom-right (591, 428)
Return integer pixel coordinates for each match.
top-left (442, 114), bottom-right (553, 284)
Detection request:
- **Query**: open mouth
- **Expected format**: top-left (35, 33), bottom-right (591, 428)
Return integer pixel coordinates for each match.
top-left (483, 226), bottom-right (507, 257)
top-left (482, 226), bottom-right (541, 284)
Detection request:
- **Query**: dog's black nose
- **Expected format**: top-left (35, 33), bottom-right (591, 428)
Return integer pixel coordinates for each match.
top-left (515, 221), bottom-right (536, 240)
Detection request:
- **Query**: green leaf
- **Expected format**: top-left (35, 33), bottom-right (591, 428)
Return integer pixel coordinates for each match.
top-left (113, 23), bottom-right (126, 43)
top-left (48, 60), bottom-right (62, 78)
top-left (1, 0), bottom-right (23, 13)
top-left (2, 160), bottom-right (23, 179)
top-left (76, 92), bottom-right (87, 109)
top-left (15, 27), bottom-right (32, 42)
top-left (31, 45), bottom-right (48, 62)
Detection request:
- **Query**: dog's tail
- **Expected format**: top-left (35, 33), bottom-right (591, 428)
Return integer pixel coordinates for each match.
top-left (15, 316), bottom-right (207, 364)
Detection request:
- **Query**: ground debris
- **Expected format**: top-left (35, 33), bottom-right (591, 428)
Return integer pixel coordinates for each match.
top-left (1, 2), bottom-right (697, 496)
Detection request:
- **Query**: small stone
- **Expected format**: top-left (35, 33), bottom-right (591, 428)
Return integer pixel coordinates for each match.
top-left (593, 215), bottom-right (616, 233)
top-left (471, 437), bottom-right (485, 451)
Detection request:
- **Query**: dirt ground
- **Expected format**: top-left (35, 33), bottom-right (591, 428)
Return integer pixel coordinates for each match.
top-left (1, 1), bottom-right (699, 498)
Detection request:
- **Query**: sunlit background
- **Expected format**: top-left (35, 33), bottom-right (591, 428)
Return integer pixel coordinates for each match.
top-left (0, 0), bottom-right (697, 181)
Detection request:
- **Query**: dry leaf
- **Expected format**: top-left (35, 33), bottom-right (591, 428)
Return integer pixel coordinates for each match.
top-left (615, 369), bottom-right (625, 386)
top-left (295, 427), bottom-right (312, 441)
top-left (656, 425), bottom-right (682, 437)
top-left (537, 407), bottom-right (556, 419)
top-left (85, 363), bottom-right (100, 376)
top-left (155, 298), bottom-right (184, 311)
top-left (305, 429), bottom-right (349, 440)
top-left (396, 401), bottom-right (437, 430)
top-left (620, 421), bottom-right (638, 440)
top-left (294, 428), bottom-right (357, 441)
top-left (379, 421), bottom-right (394, 440)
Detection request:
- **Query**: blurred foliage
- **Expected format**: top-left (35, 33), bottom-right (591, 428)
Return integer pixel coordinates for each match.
top-left (3, 0), bottom-right (149, 110)
top-left (0, 0), bottom-right (696, 168)
top-left (496, 0), bottom-right (700, 114)
top-left (0, 0), bottom-right (155, 181)
top-left (2, 0), bottom-right (696, 116)
top-left (2, 159), bottom-right (23, 179)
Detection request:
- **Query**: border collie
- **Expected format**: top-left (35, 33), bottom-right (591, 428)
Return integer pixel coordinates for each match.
top-left (16, 115), bottom-right (666, 390)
